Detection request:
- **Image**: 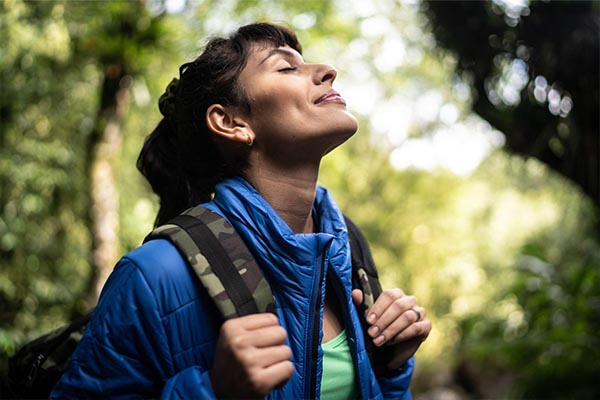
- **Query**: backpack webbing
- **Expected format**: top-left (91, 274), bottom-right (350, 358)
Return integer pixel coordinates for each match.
top-left (345, 215), bottom-right (393, 378)
top-left (145, 205), bottom-right (275, 319)
top-left (148, 206), bottom-right (390, 377)
top-left (344, 215), bottom-right (383, 314)
top-left (146, 206), bottom-right (383, 325)
top-left (7, 206), bottom-right (387, 398)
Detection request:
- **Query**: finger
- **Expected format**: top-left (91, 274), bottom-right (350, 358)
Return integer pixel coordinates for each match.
top-left (372, 308), bottom-right (418, 346)
top-left (351, 289), bottom-right (363, 306)
top-left (386, 319), bottom-right (432, 345)
top-left (411, 306), bottom-right (426, 321)
top-left (230, 325), bottom-right (288, 350)
top-left (249, 345), bottom-right (292, 367)
top-left (247, 325), bottom-right (289, 348)
top-left (366, 288), bottom-right (405, 324)
top-left (224, 313), bottom-right (280, 332)
top-left (256, 360), bottom-right (294, 391)
top-left (367, 295), bottom-right (416, 340)
top-left (403, 305), bottom-right (425, 325)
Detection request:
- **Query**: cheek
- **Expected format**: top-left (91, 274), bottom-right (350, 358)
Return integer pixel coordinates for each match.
top-left (251, 92), bottom-right (307, 126)
top-left (249, 78), bottom-right (305, 110)
top-left (254, 95), bottom-right (286, 114)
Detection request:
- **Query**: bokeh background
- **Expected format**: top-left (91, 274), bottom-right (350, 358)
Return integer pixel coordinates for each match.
top-left (1, 0), bottom-right (598, 398)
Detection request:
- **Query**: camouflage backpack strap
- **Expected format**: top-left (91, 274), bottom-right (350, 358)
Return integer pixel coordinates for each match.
top-left (145, 206), bottom-right (275, 320)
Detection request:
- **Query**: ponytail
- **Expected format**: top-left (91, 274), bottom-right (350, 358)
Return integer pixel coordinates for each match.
top-left (137, 119), bottom-right (192, 226)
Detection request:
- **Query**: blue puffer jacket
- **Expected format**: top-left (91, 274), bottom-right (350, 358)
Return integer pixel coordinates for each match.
top-left (51, 177), bottom-right (414, 399)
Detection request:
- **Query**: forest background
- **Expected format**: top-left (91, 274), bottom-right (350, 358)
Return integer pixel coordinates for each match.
top-left (1, 0), bottom-right (598, 398)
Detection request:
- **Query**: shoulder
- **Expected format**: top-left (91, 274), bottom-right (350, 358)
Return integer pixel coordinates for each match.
top-left (104, 239), bottom-right (203, 317)
top-left (124, 239), bottom-right (190, 288)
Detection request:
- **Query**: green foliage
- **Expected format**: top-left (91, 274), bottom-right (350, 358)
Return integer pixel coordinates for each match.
top-left (1, 1), bottom-right (598, 397)
top-left (457, 229), bottom-right (600, 397)
top-left (513, 238), bottom-right (600, 398)
top-left (454, 154), bottom-right (600, 398)
top-left (323, 135), bottom-right (600, 396)
top-left (0, 0), bottom-right (172, 377)
top-left (1, 1), bottom-right (95, 362)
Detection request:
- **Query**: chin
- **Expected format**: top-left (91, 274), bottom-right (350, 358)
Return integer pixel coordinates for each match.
top-left (341, 116), bottom-right (359, 139)
top-left (331, 110), bottom-right (359, 135)
top-left (322, 124), bottom-right (358, 156)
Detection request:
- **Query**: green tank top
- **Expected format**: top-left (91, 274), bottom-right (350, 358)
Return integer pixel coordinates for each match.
top-left (320, 329), bottom-right (359, 399)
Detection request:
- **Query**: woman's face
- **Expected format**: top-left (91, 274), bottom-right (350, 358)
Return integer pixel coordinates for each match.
top-left (237, 43), bottom-right (359, 162)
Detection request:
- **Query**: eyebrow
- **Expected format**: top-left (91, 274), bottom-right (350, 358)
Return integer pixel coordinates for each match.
top-left (259, 48), bottom-right (302, 65)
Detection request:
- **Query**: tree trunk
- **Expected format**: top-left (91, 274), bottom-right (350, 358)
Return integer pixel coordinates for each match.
top-left (85, 65), bottom-right (131, 308)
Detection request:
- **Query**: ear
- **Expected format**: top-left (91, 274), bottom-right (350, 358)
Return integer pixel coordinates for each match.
top-left (206, 104), bottom-right (254, 145)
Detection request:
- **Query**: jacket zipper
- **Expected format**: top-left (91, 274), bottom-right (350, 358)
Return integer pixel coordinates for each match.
top-left (304, 253), bottom-right (325, 399)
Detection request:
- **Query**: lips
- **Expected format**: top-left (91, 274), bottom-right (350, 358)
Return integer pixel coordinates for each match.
top-left (315, 88), bottom-right (346, 105)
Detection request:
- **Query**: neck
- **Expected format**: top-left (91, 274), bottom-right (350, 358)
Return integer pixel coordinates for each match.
top-left (244, 160), bottom-right (320, 234)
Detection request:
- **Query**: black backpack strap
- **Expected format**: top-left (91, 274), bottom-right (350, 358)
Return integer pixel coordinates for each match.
top-left (344, 214), bottom-right (395, 379)
top-left (345, 214), bottom-right (383, 308)
top-left (145, 205), bottom-right (275, 319)
top-left (7, 312), bottom-right (91, 398)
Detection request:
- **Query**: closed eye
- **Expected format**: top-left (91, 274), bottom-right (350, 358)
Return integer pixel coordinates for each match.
top-left (278, 67), bottom-right (298, 73)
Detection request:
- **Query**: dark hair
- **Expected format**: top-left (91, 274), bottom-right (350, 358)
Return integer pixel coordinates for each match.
top-left (137, 23), bottom-right (301, 226)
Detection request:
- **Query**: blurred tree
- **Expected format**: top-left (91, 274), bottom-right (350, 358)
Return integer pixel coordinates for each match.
top-left (2, 1), bottom-right (598, 397)
top-left (418, 4), bottom-right (600, 394)
top-left (455, 196), bottom-right (600, 398)
top-left (65, 0), bottom-right (165, 306)
top-left (322, 127), bottom-right (600, 398)
top-left (0, 0), bottom-right (169, 377)
top-left (421, 0), bottom-right (599, 209)
top-left (1, 0), bottom-right (90, 377)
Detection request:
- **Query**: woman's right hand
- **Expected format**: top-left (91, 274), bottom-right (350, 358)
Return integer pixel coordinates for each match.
top-left (210, 313), bottom-right (294, 398)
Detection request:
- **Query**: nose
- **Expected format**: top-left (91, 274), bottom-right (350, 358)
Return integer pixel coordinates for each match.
top-left (313, 64), bottom-right (337, 85)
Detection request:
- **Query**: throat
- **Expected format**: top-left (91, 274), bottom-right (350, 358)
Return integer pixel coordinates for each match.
top-left (245, 170), bottom-right (319, 234)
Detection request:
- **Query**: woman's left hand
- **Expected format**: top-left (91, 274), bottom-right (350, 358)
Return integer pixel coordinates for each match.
top-left (352, 288), bottom-right (432, 371)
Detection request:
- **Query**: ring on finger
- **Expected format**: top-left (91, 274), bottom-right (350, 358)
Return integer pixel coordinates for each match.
top-left (409, 307), bottom-right (421, 322)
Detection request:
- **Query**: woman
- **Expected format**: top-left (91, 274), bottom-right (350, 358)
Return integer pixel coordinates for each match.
top-left (51, 23), bottom-right (431, 399)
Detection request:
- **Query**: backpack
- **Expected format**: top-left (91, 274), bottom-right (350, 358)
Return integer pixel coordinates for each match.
top-left (6, 205), bottom-right (386, 398)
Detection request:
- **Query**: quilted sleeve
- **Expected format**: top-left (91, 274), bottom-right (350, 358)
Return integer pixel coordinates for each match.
top-left (50, 255), bottom-right (218, 398)
top-left (378, 356), bottom-right (415, 400)
top-left (161, 366), bottom-right (217, 399)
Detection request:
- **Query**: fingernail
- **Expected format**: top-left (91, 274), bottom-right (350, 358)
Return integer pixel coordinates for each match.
top-left (367, 313), bottom-right (376, 324)
top-left (374, 335), bottom-right (385, 346)
top-left (368, 325), bottom-right (380, 337)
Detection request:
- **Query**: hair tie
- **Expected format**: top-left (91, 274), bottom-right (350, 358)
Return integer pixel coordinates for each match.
top-left (158, 78), bottom-right (179, 119)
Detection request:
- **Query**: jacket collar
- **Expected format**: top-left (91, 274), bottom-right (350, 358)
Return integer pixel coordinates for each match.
top-left (207, 177), bottom-right (357, 399)
top-left (206, 177), bottom-right (351, 289)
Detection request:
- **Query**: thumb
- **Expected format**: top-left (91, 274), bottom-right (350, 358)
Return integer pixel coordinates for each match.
top-left (351, 289), bottom-right (363, 306)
